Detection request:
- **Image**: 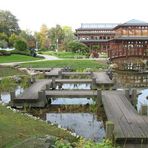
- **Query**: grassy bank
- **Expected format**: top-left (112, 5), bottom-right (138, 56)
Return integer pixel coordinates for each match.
top-left (0, 67), bottom-right (25, 77)
top-left (0, 104), bottom-right (76, 147)
top-left (39, 51), bottom-right (86, 58)
top-left (21, 60), bottom-right (107, 71)
top-left (0, 54), bottom-right (41, 63)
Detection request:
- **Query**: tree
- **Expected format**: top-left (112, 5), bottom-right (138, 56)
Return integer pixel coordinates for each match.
top-left (0, 10), bottom-right (20, 36)
top-left (63, 26), bottom-right (75, 42)
top-left (0, 40), bottom-right (8, 48)
top-left (67, 41), bottom-right (89, 54)
top-left (14, 40), bottom-right (27, 51)
top-left (19, 30), bottom-right (36, 49)
top-left (9, 33), bottom-right (20, 47)
top-left (49, 25), bottom-right (64, 50)
top-left (60, 26), bottom-right (75, 51)
top-left (37, 24), bottom-right (50, 49)
top-left (0, 32), bottom-right (8, 48)
top-left (0, 32), bottom-right (8, 41)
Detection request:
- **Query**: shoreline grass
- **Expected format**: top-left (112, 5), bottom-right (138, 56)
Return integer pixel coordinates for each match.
top-left (0, 67), bottom-right (26, 78)
top-left (40, 51), bottom-right (86, 59)
top-left (21, 59), bottom-right (107, 71)
top-left (0, 54), bottom-right (42, 63)
top-left (0, 104), bottom-right (76, 147)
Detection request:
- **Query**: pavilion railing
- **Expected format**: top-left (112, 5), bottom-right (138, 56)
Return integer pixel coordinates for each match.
top-left (108, 48), bottom-right (148, 59)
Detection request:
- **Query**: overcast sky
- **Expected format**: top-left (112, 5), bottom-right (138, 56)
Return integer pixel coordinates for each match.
top-left (0, 0), bottom-right (148, 31)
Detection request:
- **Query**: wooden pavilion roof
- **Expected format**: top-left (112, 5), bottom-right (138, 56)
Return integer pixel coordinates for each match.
top-left (114, 19), bottom-right (148, 29)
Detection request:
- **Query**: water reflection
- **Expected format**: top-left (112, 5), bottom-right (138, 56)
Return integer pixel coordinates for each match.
top-left (137, 89), bottom-right (148, 112)
top-left (0, 86), bottom-right (24, 103)
top-left (46, 113), bottom-right (105, 141)
top-left (56, 84), bottom-right (91, 90)
top-left (51, 98), bottom-right (94, 105)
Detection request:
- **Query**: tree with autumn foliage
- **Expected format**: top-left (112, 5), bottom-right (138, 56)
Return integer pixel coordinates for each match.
top-left (36, 24), bottom-right (50, 50)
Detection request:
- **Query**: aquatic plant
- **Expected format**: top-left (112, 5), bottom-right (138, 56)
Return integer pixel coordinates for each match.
top-left (53, 137), bottom-right (115, 148)
top-left (0, 77), bottom-right (17, 92)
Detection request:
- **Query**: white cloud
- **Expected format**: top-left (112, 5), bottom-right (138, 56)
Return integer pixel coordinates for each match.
top-left (0, 0), bottom-right (148, 31)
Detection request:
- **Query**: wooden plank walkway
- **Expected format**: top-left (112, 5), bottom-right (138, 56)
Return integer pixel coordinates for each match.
top-left (102, 90), bottom-right (148, 143)
top-left (46, 90), bottom-right (97, 98)
top-left (29, 68), bottom-right (52, 72)
top-left (14, 80), bottom-right (51, 100)
top-left (62, 72), bottom-right (91, 76)
top-left (55, 79), bottom-right (92, 84)
top-left (45, 68), bottom-right (63, 77)
top-left (94, 72), bottom-right (113, 84)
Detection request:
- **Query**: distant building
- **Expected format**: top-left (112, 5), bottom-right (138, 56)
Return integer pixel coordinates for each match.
top-left (75, 23), bottom-right (118, 52)
top-left (76, 20), bottom-right (148, 87)
top-left (75, 19), bottom-right (148, 61)
top-left (108, 19), bottom-right (148, 61)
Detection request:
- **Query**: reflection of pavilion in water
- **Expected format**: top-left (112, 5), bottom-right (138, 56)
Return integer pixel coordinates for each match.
top-left (108, 19), bottom-right (148, 87)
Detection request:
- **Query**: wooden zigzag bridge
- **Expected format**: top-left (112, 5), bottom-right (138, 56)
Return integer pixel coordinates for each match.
top-left (9, 69), bottom-right (148, 145)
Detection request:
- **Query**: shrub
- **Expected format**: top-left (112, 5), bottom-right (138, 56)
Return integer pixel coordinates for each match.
top-left (38, 48), bottom-right (49, 52)
top-left (10, 49), bottom-right (30, 56)
top-left (67, 41), bottom-right (89, 54)
top-left (0, 50), bottom-right (11, 56)
top-left (14, 40), bottom-right (27, 51)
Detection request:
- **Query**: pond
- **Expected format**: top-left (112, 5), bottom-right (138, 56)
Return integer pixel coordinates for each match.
top-left (137, 89), bottom-right (148, 112)
top-left (56, 83), bottom-right (91, 90)
top-left (46, 113), bottom-right (105, 141)
top-left (51, 98), bottom-right (94, 105)
top-left (0, 86), bottom-right (24, 104)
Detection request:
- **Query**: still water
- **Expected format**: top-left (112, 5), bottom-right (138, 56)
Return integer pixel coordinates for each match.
top-left (51, 98), bottom-right (94, 105)
top-left (0, 86), bottom-right (24, 103)
top-left (56, 84), bottom-right (91, 90)
top-left (46, 113), bottom-right (105, 141)
top-left (137, 89), bottom-right (148, 112)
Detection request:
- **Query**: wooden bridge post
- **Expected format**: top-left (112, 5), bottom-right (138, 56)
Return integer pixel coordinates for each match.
top-left (31, 76), bottom-right (36, 83)
top-left (43, 71), bottom-right (46, 78)
top-left (38, 90), bottom-right (47, 107)
top-left (46, 84), bottom-right (50, 90)
top-left (106, 121), bottom-right (114, 141)
top-left (58, 70), bottom-right (62, 79)
top-left (38, 90), bottom-right (45, 100)
top-left (90, 71), bottom-right (93, 77)
top-left (92, 77), bottom-right (97, 90)
top-left (96, 89), bottom-right (102, 106)
top-left (140, 105), bottom-right (147, 115)
top-left (10, 91), bottom-right (16, 101)
top-left (52, 77), bottom-right (56, 89)
top-left (131, 89), bottom-right (137, 107)
top-left (125, 89), bottom-right (130, 101)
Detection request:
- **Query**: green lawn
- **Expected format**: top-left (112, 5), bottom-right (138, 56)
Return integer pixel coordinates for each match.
top-left (0, 54), bottom-right (42, 63)
top-left (21, 60), bottom-right (107, 71)
top-left (40, 51), bottom-right (87, 58)
top-left (0, 104), bottom-right (75, 147)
